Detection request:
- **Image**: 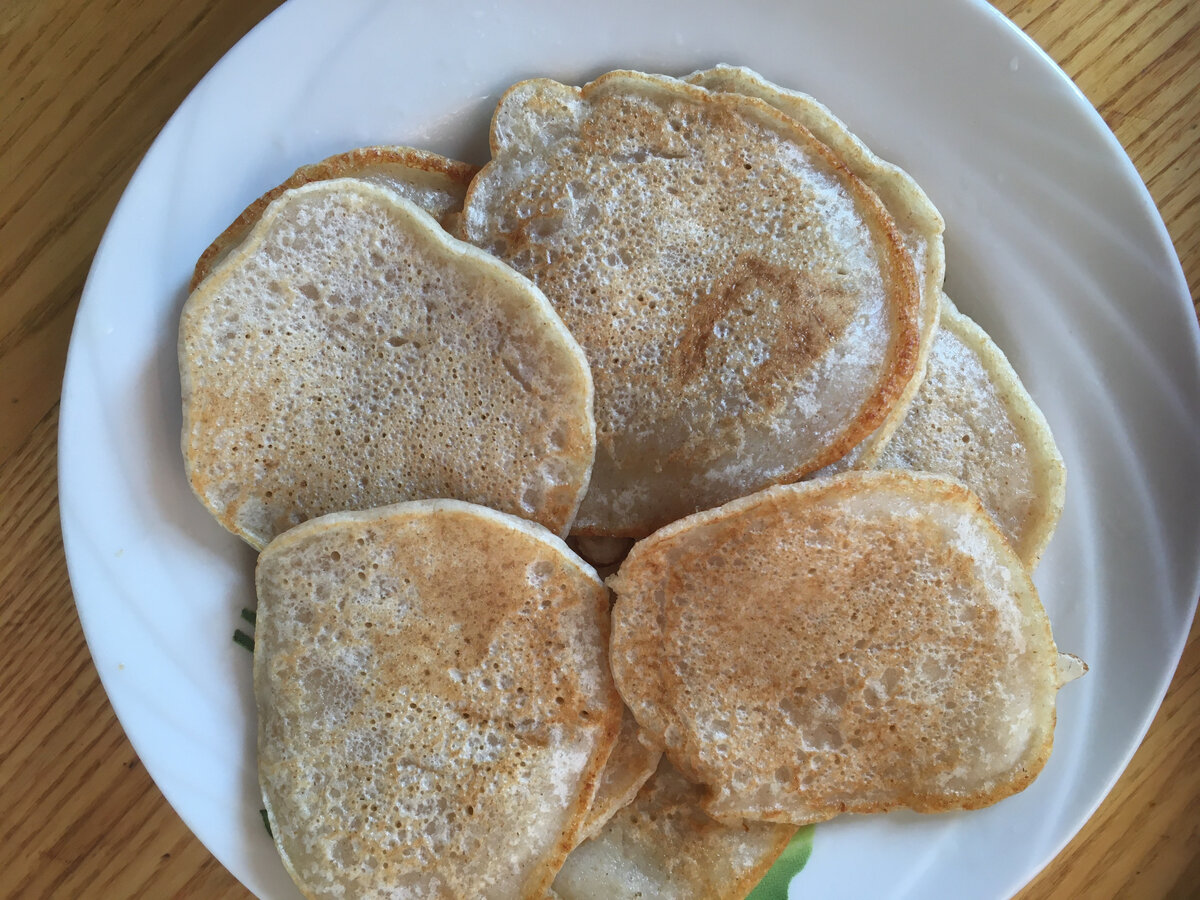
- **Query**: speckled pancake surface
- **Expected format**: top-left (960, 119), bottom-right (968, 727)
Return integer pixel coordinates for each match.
top-left (180, 179), bottom-right (595, 548)
top-left (609, 471), bottom-right (1062, 825)
top-left (254, 500), bottom-right (622, 899)
top-left (876, 295), bottom-right (1065, 567)
top-left (551, 759), bottom-right (794, 900)
top-left (688, 65), bottom-right (945, 472)
top-left (463, 70), bottom-right (920, 537)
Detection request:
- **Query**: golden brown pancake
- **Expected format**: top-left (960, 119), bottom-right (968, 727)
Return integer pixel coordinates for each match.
top-left (255, 500), bottom-right (622, 899)
top-left (463, 71), bottom-right (920, 537)
top-left (688, 65), bottom-right (946, 472)
top-left (609, 471), bottom-right (1067, 825)
top-left (180, 179), bottom-right (595, 547)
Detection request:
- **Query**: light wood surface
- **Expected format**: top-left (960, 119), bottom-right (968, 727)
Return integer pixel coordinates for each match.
top-left (1, 1), bottom-right (1196, 897)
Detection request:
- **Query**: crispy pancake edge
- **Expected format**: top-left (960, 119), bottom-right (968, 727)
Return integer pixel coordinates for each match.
top-left (190, 145), bottom-right (479, 291)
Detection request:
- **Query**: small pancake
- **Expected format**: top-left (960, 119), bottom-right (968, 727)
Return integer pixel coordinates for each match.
top-left (687, 65), bottom-right (946, 471)
top-left (876, 294), bottom-right (1065, 567)
top-left (254, 500), bottom-right (622, 899)
top-left (463, 71), bottom-right (920, 537)
top-left (551, 759), bottom-right (795, 900)
top-left (190, 145), bottom-right (478, 290)
top-left (609, 471), bottom-right (1069, 825)
top-left (180, 179), bottom-right (595, 547)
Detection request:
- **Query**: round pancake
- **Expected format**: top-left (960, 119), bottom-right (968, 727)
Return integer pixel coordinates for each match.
top-left (190, 145), bottom-right (478, 290)
top-left (463, 71), bottom-right (921, 537)
top-left (609, 471), bottom-right (1063, 825)
top-left (180, 179), bottom-right (595, 547)
top-left (876, 294), bottom-right (1066, 567)
top-left (687, 65), bottom-right (947, 472)
top-left (254, 500), bottom-right (622, 899)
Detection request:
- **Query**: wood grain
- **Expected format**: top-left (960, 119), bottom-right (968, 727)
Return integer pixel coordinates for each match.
top-left (0, 1), bottom-right (1195, 898)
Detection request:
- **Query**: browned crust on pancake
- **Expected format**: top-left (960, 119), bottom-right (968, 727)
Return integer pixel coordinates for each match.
top-left (191, 146), bottom-right (478, 291)
top-left (687, 65), bottom-right (946, 472)
top-left (181, 180), bottom-right (595, 546)
top-left (467, 73), bottom-right (921, 538)
top-left (574, 72), bottom-right (922, 476)
top-left (789, 168), bottom-right (920, 480)
top-left (609, 471), bottom-right (1059, 824)
top-left (256, 500), bottom-right (623, 898)
top-left (551, 758), bottom-right (795, 899)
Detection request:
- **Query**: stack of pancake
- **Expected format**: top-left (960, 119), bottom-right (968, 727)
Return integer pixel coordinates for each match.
top-left (180, 66), bottom-right (1078, 899)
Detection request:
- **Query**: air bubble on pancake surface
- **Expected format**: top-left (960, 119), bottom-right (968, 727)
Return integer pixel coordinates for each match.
top-left (527, 559), bottom-right (554, 587)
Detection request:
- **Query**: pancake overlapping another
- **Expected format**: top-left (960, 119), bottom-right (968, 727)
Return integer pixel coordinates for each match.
top-left (687, 65), bottom-right (946, 472)
top-left (463, 71), bottom-right (921, 537)
top-left (254, 500), bottom-right (622, 899)
top-left (180, 179), bottom-right (595, 548)
top-left (551, 759), bottom-right (795, 900)
top-left (190, 145), bottom-right (478, 290)
top-left (574, 707), bottom-right (662, 843)
top-left (876, 294), bottom-right (1065, 567)
top-left (609, 471), bottom-right (1068, 825)
top-left (175, 61), bottom-right (1077, 898)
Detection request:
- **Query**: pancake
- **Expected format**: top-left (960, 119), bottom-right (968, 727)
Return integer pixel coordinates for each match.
top-left (190, 145), bottom-right (478, 290)
top-left (254, 500), bottom-right (622, 899)
top-left (462, 70), bottom-right (921, 537)
top-left (609, 471), bottom-right (1073, 825)
top-left (180, 179), bottom-right (595, 548)
top-left (876, 294), bottom-right (1065, 566)
top-left (575, 707), bottom-right (662, 843)
top-left (551, 759), bottom-right (795, 900)
top-left (687, 65), bottom-right (946, 471)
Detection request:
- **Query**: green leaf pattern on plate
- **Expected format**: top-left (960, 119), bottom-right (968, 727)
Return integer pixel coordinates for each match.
top-left (746, 826), bottom-right (815, 900)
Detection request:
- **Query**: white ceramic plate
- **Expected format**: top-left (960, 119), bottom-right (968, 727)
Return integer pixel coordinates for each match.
top-left (59, 0), bottom-right (1200, 897)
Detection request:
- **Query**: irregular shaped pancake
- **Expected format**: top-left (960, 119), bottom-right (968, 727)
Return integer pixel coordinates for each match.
top-left (254, 500), bottom-right (622, 900)
top-left (463, 71), bottom-right (920, 537)
top-left (875, 294), bottom-right (1066, 567)
top-left (609, 471), bottom-right (1069, 825)
top-left (687, 65), bottom-right (946, 470)
top-left (551, 759), bottom-right (795, 900)
top-left (191, 145), bottom-right (478, 290)
top-left (180, 179), bottom-right (595, 547)
top-left (576, 707), bottom-right (662, 842)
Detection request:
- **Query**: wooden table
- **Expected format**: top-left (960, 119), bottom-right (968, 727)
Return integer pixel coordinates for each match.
top-left (2, 1), bottom-right (1196, 897)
